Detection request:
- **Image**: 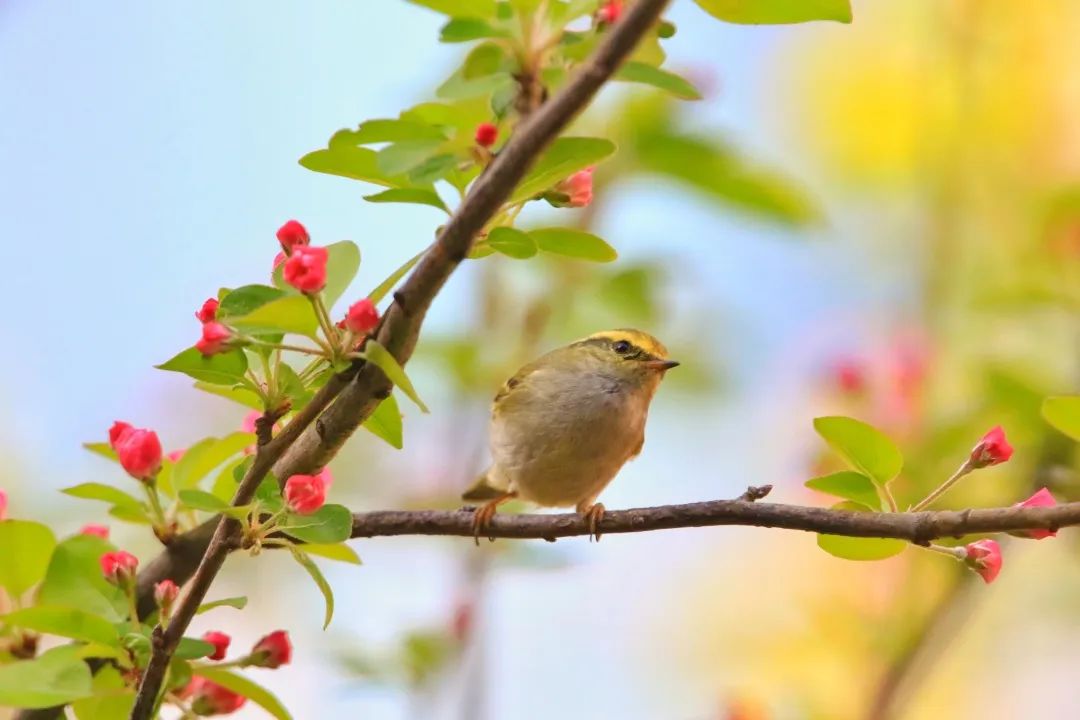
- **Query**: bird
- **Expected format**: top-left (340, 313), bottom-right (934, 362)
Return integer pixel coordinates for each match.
top-left (463, 328), bottom-right (678, 542)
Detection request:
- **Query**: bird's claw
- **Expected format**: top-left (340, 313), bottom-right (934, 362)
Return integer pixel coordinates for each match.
top-left (582, 503), bottom-right (606, 542)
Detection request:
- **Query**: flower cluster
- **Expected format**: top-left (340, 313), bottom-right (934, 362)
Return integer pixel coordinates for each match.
top-left (176, 630), bottom-right (293, 715)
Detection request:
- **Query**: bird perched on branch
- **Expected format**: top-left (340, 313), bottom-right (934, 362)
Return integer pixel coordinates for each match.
top-left (464, 329), bottom-right (678, 542)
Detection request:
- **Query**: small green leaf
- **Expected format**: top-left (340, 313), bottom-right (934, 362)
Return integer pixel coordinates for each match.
top-left (0, 520), bottom-right (57, 597)
top-left (404, 0), bottom-right (497, 18)
top-left (334, 119), bottom-right (447, 145)
top-left (487, 227), bottom-right (537, 259)
top-left (290, 548), bottom-right (335, 629)
top-left (281, 504), bottom-right (353, 545)
top-left (321, 240), bottom-right (362, 311)
top-left (72, 666), bottom-right (134, 720)
top-left (83, 442), bottom-right (118, 462)
top-left (615, 61), bottom-right (702, 99)
top-left (805, 471), bottom-right (882, 510)
top-left (302, 543), bottom-right (362, 565)
top-left (300, 146), bottom-right (410, 188)
top-left (529, 228), bottom-right (618, 262)
top-left (38, 536), bottom-right (127, 622)
top-left (177, 489), bottom-right (230, 513)
top-left (156, 347), bottom-right (249, 386)
top-left (172, 433), bottom-right (255, 492)
top-left (193, 382), bottom-right (264, 411)
top-left (817, 502), bottom-right (906, 561)
top-left (440, 17), bottom-right (508, 42)
top-left (377, 139), bottom-right (446, 176)
top-left (436, 69), bottom-right (513, 100)
top-left (217, 285), bottom-right (287, 319)
top-left (1042, 396), bottom-right (1080, 441)
top-left (3, 606), bottom-right (119, 646)
top-left (364, 340), bottom-right (430, 412)
top-left (408, 153), bottom-right (459, 185)
top-left (108, 505), bottom-right (152, 525)
top-left (364, 188), bottom-right (449, 213)
top-left (196, 596), bottom-right (249, 615)
top-left (813, 416), bottom-right (903, 487)
top-left (0, 647), bottom-right (93, 708)
top-left (369, 250), bottom-right (425, 304)
top-left (230, 295), bottom-right (320, 339)
top-left (363, 394), bottom-right (404, 449)
top-left (62, 483), bottom-right (143, 509)
top-left (694, 0), bottom-right (852, 24)
top-left (510, 137), bottom-right (617, 204)
top-left (193, 667), bottom-right (293, 720)
top-left (175, 637), bottom-right (216, 660)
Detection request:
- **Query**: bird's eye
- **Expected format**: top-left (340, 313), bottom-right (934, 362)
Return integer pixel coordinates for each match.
top-left (612, 340), bottom-right (632, 355)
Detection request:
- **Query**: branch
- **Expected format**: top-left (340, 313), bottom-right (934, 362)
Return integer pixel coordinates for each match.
top-left (349, 499), bottom-right (1080, 542)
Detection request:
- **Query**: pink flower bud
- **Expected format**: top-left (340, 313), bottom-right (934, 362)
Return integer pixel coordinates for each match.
top-left (343, 299), bottom-right (379, 335)
top-left (969, 426), bottom-right (1013, 469)
top-left (196, 321), bottom-right (233, 357)
top-left (964, 539), bottom-right (1002, 584)
top-left (186, 677), bottom-right (247, 715)
top-left (154, 579), bottom-right (179, 614)
top-left (283, 245), bottom-right (329, 294)
top-left (0, 489), bottom-right (7, 521)
top-left (196, 297), bottom-right (219, 323)
top-left (597, 0), bottom-right (624, 24)
top-left (250, 630), bottom-right (292, 669)
top-left (474, 122), bottom-right (498, 148)
top-left (100, 550), bottom-right (139, 585)
top-left (315, 466), bottom-right (333, 489)
top-left (202, 631), bottom-right (231, 661)
top-left (833, 360), bottom-right (866, 395)
top-left (108, 421), bottom-right (134, 450)
top-left (1013, 487), bottom-right (1058, 539)
top-left (166, 449), bottom-right (185, 463)
top-left (284, 474), bottom-right (326, 515)
top-left (553, 167), bottom-right (594, 207)
top-left (80, 524), bottom-right (109, 539)
top-left (114, 427), bottom-right (163, 482)
top-left (276, 220), bottom-right (310, 253)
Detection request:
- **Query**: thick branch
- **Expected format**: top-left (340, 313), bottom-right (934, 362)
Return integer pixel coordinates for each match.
top-left (349, 500), bottom-right (1080, 542)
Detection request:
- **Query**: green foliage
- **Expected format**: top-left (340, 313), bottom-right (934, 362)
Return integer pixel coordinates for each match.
top-left (71, 666), bottom-right (134, 720)
top-left (37, 536), bottom-right (127, 622)
top-left (694, 0), bottom-right (852, 24)
top-left (363, 394), bottom-right (405, 449)
top-left (196, 596), bottom-right (249, 614)
top-left (529, 228), bottom-right (618, 262)
top-left (405, 0), bottom-right (497, 18)
top-left (364, 340), bottom-right (430, 412)
top-left (156, 347), bottom-right (249, 386)
top-left (193, 382), bottom-right (264, 411)
top-left (440, 17), bottom-right (508, 42)
top-left (1042, 396), bottom-right (1080, 440)
top-left (0, 647), bottom-right (93, 708)
top-left (171, 433), bottom-right (254, 493)
top-left (62, 483), bottom-right (143, 511)
top-left (289, 548), bottom-right (335, 629)
top-left (369, 250), bottom-right (425, 303)
top-left (510, 137), bottom-right (617, 203)
top-left (0, 520), bottom-right (56, 597)
top-left (217, 285), bottom-right (287, 319)
top-left (302, 543), bottom-right (363, 565)
top-left (230, 295), bottom-right (320, 339)
top-left (2, 606), bottom-right (119, 646)
top-left (487, 227), bottom-right (537, 259)
top-left (281, 504), bottom-right (354, 544)
top-left (817, 503), bottom-right (906, 561)
top-left (175, 637), bottom-right (217, 660)
top-left (615, 62), bottom-right (702, 100)
top-left (193, 666), bottom-right (293, 720)
top-left (813, 416), bottom-right (904, 487)
top-left (364, 188), bottom-right (449, 212)
top-left (805, 471), bottom-right (882, 510)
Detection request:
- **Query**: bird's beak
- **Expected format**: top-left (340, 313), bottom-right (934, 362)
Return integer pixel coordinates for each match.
top-left (644, 358), bottom-right (680, 372)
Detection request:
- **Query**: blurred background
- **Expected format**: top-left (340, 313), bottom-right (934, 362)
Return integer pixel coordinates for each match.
top-left (2, 0), bottom-right (1078, 718)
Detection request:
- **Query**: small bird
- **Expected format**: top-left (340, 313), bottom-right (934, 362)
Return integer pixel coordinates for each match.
top-left (463, 329), bottom-right (678, 542)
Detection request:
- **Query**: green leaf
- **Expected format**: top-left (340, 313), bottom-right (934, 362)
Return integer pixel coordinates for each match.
top-left (333, 119), bottom-right (447, 145)
top-left (193, 382), bottom-right (264, 411)
top-left (615, 61), bottom-right (702, 100)
top-left (281, 504), bottom-right (353, 545)
top-left (217, 285), bottom-right (287, 319)
top-left (156, 347), bottom-right (249, 386)
top-left (404, 0), bottom-right (497, 18)
top-left (805, 471), bottom-right (882, 510)
top-left (193, 667), bottom-right (293, 720)
top-left (362, 394), bottom-right (404, 449)
top-left (62, 483), bottom-right (143, 509)
top-left (440, 17), bottom-right (507, 42)
top-left (487, 226), bottom-right (537, 259)
top-left (0, 520), bottom-right (56, 597)
top-left (364, 188), bottom-right (449, 212)
top-left (0, 647), bottom-right (93, 708)
top-left (176, 637), bottom-right (216, 660)
top-left (72, 665), bottom-right (134, 720)
top-left (377, 139), bottom-right (446, 176)
top-left (172, 432), bottom-right (254, 492)
top-left (3, 606), bottom-right (119, 645)
top-left (369, 250), bottom-right (425, 304)
top-left (299, 146), bottom-right (409, 189)
top-left (694, 0), bottom-right (852, 24)
top-left (177, 489), bottom-right (230, 513)
top-left (817, 502), bottom-right (906, 561)
top-left (321, 240), bottom-right (362, 310)
top-left (813, 416), bottom-right (903, 487)
top-left (196, 596), bottom-right (249, 615)
top-left (83, 442), bottom-right (118, 462)
top-left (108, 505), bottom-right (152, 525)
top-left (230, 295), bottom-right (320, 339)
top-left (1043, 396), bottom-right (1080, 441)
top-left (529, 228), bottom-right (618, 262)
top-left (38, 535), bottom-right (127, 622)
top-left (436, 69), bottom-right (513, 100)
top-left (302, 543), bottom-right (362, 565)
top-left (289, 548), bottom-right (335, 629)
top-left (510, 137), bottom-right (617, 204)
top-left (408, 154), bottom-right (459, 185)
top-left (364, 340), bottom-right (430, 412)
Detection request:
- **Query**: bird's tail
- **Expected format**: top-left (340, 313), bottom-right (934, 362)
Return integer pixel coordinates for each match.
top-left (462, 469), bottom-right (505, 501)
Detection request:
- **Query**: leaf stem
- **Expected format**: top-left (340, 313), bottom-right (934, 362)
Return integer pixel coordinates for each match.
top-left (246, 338), bottom-right (329, 359)
top-left (882, 484), bottom-right (899, 512)
top-left (308, 294), bottom-right (339, 350)
top-left (144, 483), bottom-right (168, 534)
top-left (911, 461), bottom-right (973, 512)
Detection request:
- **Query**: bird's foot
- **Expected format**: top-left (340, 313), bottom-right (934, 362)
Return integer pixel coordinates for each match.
top-left (471, 492), bottom-right (516, 546)
top-left (579, 502), bottom-right (606, 542)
